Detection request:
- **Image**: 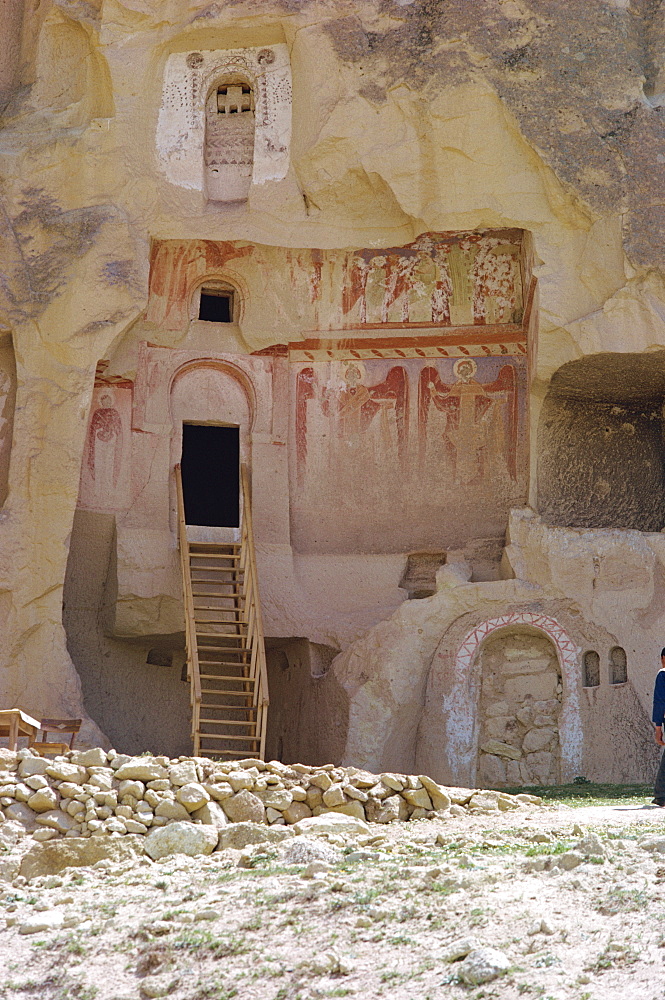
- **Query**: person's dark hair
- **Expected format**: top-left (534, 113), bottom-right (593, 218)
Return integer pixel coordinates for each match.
top-left (661, 647), bottom-right (665, 657)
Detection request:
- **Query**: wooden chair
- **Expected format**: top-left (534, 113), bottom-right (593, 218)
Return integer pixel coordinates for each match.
top-left (32, 719), bottom-right (82, 757)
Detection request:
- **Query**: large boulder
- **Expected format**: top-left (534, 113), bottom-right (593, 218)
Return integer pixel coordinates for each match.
top-left (144, 822), bottom-right (219, 860)
top-left (20, 835), bottom-right (145, 879)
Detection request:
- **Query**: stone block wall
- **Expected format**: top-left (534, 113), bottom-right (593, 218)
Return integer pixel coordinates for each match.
top-left (477, 631), bottom-right (562, 787)
top-left (0, 748), bottom-right (540, 846)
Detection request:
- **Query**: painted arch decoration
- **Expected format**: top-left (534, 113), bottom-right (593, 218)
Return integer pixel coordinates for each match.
top-left (448, 611), bottom-right (583, 783)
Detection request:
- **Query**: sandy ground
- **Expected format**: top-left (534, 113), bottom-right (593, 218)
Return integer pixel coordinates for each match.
top-left (2, 800), bottom-right (665, 1000)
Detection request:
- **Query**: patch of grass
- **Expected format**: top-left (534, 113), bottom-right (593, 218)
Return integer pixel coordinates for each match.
top-left (589, 942), bottom-right (640, 971)
top-left (595, 888), bottom-right (649, 916)
top-left (172, 928), bottom-right (250, 959)
top-left (501, 782), bottom-right (652, 806)
top-left (524, 841), bottom-right (570, 857)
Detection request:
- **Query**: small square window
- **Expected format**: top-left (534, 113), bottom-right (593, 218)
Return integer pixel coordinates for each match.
top-left (199, 290), bottom-right (232, 323)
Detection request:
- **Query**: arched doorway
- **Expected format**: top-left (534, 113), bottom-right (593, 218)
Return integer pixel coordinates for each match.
top-left (441, 611), bottom-right (583, 786)
top-left (477, 627), bottom-right (561, 786)
top-left (170, 360), bottom-right (254, 540)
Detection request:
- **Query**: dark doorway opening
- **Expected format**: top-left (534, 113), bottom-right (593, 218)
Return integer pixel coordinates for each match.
top-left (181, 424), bottom-right (240, 527)
top-left (199, 289), bottom-right (232, 323)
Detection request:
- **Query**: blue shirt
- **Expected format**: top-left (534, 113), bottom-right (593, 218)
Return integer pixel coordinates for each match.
top-left (653, 669), bottom-right (665, 725)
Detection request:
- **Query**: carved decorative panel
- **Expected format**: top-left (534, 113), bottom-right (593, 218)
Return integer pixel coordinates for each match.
top-left (157, 45), bottom-right (291, 197)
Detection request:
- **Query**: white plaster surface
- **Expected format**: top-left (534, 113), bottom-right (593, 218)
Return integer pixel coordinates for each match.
top-left (157, 45), bottom-right (292, 192)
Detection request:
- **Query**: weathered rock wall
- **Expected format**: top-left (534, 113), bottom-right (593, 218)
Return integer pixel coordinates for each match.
top-left (1, 1), bottom-right (665, 774)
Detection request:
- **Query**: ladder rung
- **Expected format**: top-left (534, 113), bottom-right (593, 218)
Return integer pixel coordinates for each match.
top-left (191, 578), bottom-right (242, 585)
top-left (190, 542), bottom-right (241, 549)
top-left (190, 552), bottom-right (241, 559)
top-left (201, 689), bottom-right (254, 696)
top-left (189, 542), bottom-right (242, 552)
top-left (195, 610), bottom-right (243, 617)
top-left (199, 674), bottom-right (255, 682)
top-left (194, 607), bottom-right (242, 614)
top-left (199, 718), bottom-right (257, 726)
top-left (198, 643), bottom-right (252, 655)
top-left (192, 580), bottom-right (242, 598)
top-left (197, 632), bottom-right (246, 639)
top-left (198, 734), bottom-right (260, 741)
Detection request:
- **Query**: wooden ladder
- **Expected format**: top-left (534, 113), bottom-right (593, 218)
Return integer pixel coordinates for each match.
top-left (175, 463), bottom-right (269, 760)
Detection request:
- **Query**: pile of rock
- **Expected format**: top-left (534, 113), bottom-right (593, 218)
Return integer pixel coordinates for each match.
top-left (0, 747), bottom-right (541, 845)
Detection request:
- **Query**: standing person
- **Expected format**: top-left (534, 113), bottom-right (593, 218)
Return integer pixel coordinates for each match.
top-left (652, 648), bottom-right (665, 806)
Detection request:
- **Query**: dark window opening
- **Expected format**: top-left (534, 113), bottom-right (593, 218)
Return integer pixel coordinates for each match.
top-left (181, 423), bottom-right (240, 527)
top-left (583, 650), bottom-right (600, 687)
top-left (609, 645), bottom-right (627, 684)
top-left (199, 290), bottom-right (232, 323)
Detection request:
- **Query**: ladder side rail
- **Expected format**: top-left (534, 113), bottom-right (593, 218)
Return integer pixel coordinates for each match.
top-left (175, 464), bottom-right (202, 740)
top-left (240, 465), bottom-right (270, 724)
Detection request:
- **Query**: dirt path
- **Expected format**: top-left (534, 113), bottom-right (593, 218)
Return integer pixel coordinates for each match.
top-left (3, 801), bottom-right (665, 1000)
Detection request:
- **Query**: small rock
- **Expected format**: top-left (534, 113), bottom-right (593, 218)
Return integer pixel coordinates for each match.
top-left (45, 762), bottom-right (87, 783)
top-left (302, 860), bottom-right (333, 878)
top-left (218, 821), bottom-right (293, 850)
top-left (194, 908), bottom-right (220, 921)
top-left (380, 772), bottom-right (405, 792)
top-left (402, 787), bottom-right (432, 810)
top-left (639, 836), bottom-right (665, 854)
top-left (17, 757), bottom-right (50, 778)
top-left (322, 784), bottom-right (346, 807)
top-left (191, 800), bottom-right (228, 829)
top-left (309, 772), bottom-right (333, 791)
top-left (418, 775), bottom-right (451, 811)
top-left (327, 800), bottom-right (366, 821)
top-left (144, 822), bottom-right (218, 860)
top-left (154, 800), bottom-right (190, 822)
top-left (260, 788), bottom-right (293, 810)
top-left (227, 771), bottom-right (255, 792)
top-left (113, 758), bottom-right (167, 782)
top-left (222, 789), bottom-right (266, 824)
top-left (442, 936), bottom-right (481, 962)
top-left (71, 748), bottom-right (108, 768)
top-left (176, 783), bottom-right (210, 813)
top-left (19, 910), bottom-right (65, 935)
top-left (140, 973), bottom-right (179, 998)
top-left (27, 788), bottom-right (58, 813)
top-left (574, 833), bottom-right (605, 858)
top-left (480, 740), bottom-right (521, 760)
top-left (5, 803), bottom-right (39, 831)
top-left (458, 947), bottom-right (511, 984)
top-left (168, 761), bottom-right (198, 786)
top-left (32, 828), bottom-right (57, 842)
top-left (282, 801), bottom-right (312, 825)
top-left (205, 782), bottom-right (233, 802)
top-left (119, 780), bottom-right (145, 800)
top-left (280, 836), bottom-right (342, 867)
top-left (557, 851), bottom-right (584, 871)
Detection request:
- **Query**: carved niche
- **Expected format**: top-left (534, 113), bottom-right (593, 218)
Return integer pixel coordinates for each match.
top-left (157, 46), bottom-right (292, 202)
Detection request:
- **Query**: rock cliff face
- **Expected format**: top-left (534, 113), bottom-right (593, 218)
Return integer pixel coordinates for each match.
top-left (0, 1), bottom-right (664, 782)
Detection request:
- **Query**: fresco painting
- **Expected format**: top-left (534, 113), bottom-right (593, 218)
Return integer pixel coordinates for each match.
top-left (146, 231), bottom-right (525, 334)
top-left (78, 366), bottom-right (134, 512)
top-left (291, 349), bottom-right (527, 552)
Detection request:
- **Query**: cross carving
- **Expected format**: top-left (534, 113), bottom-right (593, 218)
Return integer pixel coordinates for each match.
top-left (217, 85), bottom-right (253, 114)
